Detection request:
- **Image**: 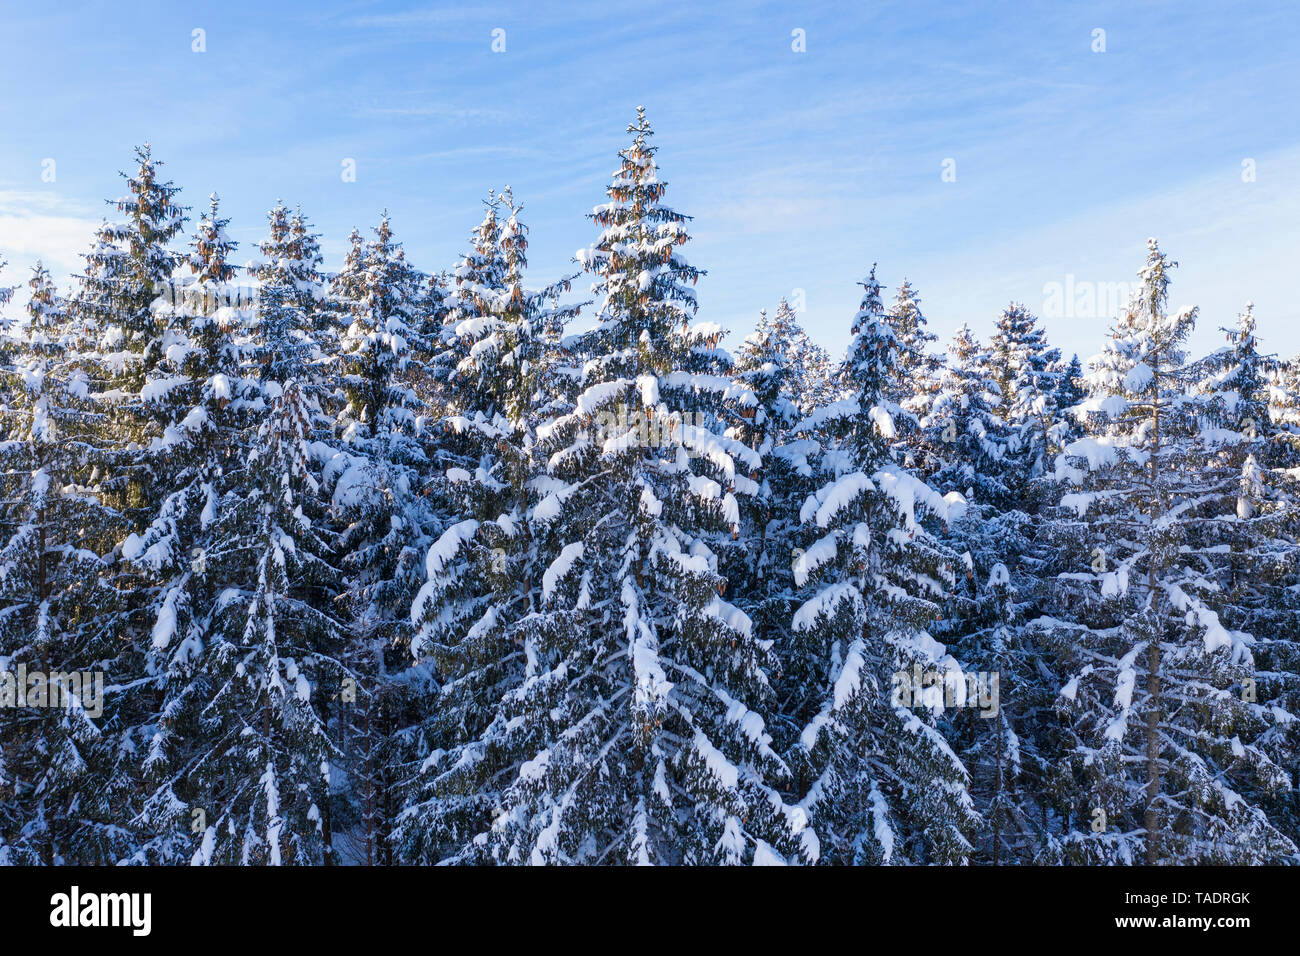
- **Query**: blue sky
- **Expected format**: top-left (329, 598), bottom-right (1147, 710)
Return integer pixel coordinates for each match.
top-left (2, 0), bottom-right (1298, 364)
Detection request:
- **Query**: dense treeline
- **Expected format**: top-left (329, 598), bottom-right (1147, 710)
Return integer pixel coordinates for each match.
top-left (0, 109), bottom-right (1297, 865)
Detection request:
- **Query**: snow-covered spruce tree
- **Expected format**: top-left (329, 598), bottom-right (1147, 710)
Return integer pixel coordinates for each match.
top-left (918, 322), bottom-right (1055, 864)
top-left (323, 215), bottom-right (436, 865)
top-left (248, 202), bottom-right (339, 461)
top-left (1189, 304), bottom-right (1300, 636)
top-left (923, 323), bottom-right (1013, 509)
top-left (250, 202), bottom-right (329, 344)
top-left (1058, 353), bottom-right (1085, 405)
top-left (259, 202), bottom-right (355, 427)
top-left (883, 278), bottom-right (943, 464)
top-left (330, 215), bottom-right (429, 454)
top-left (0, 258), bottom-right (13, 343)
top-left (757, 298), bottom-right (838, 414)
top-left (402, 268), bottom-right (453, 419)
top-left (251, 203), bottom-right (322, 307)
top-left (183, 369), bottom-right (341, 866)
top-left (123, 195), bottom-right (266, 862)
top-left (388, 191), bottom-right (520, 862)
top-left (672, 310), bottom-right (772, 727)
top-left (0, 264), bottom-right (134, 864)
top-left (254, 252), bottom-right (349, 862)
top-left (424, 190), bottom-right (509, 424)
top-left (132, 197), bottom-right (346, 865)
top-left (246, 198), bottom-right (348, 767)
top-left (1271, 349), bottom-right (1300, 645)
top-left (1268, 351), bottom-right (1300, 841)
top-left (1274, 350), bottom-right (1300, 467)
top-left (784, 266), bottom-right (978, 865)
top-left (248, 207), bottom-right (319, 375)
top-left (1046, 353), bottom-right (1087, 454)
top-left (394, 189), bottom-right (584, 863)
top-left (18, 149), bottom-right (191, 864)
top-left (1037, 240), bottom-right (1297, 864)
top-left (74, 145), bottom-right (186, 396)
top-left (68, 148), bottom-right (188, 561)
top-left (0, 257), bottom-right (24, 391)
top-left (883, 279), bottom-right (937, 387)
top-left (989, 302), bottom-right (1068, 483)
top-left (0, 259), bottom-right (11, 864)
top-left (731, 309), bottom-right (803, 452)
top-left (728, 308), bottom-right (814, 754)
top-left (1188, 303), bottom-right (1300, 842)
top-left (951, 565), bottom-right (1061, 865)
top-left (432, 108), bottom-right (809, 865)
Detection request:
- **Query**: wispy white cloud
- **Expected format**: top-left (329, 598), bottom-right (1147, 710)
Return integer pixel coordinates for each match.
top-left (0, 188), bottom-right (104, 309)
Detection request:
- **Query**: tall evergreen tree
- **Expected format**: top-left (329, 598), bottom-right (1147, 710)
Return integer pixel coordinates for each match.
top-left (785, 266), bottom-right (978, 864)
top-left (926, 323), bottom-right (1055, 864)
top-left (924, 323), bottom-right (1013, 508)
top-left (74, 144), bottom-right (186, 396)
top-left (1188, 303), bottom-right (1300, 842)
top-left (884, 279), bottom-right (942, 421)
top-left (1038, 241), bottom-right (1297, 864)
top-left (183, 372), bottom-right (340, 866)
top-left (989, 303), bottom-right (1068, 479)
top-left (322, 215), bottom-right (435, 865)
top-left (125, 194), bottom-right (265, 862)
top-left (754, 299), bottom-right (837, 413)
top-left (394, 188), bottom-right (581, 862)
top-left (0, 263), bottom-right (131, 863)
top-left (425, 109), bottom-right (810, 865)
top-left (730, 309), bottom-right (811, 749)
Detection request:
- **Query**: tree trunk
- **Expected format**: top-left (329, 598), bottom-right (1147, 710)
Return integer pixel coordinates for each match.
top-left (1144, 370), bottom-right (1163, 865)
top-left (993, 709), bottom-right (1003, 866)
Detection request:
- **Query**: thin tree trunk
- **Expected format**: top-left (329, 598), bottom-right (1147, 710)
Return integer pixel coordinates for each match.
top-left (1144, 374), bottom-right (1163, 865)
top-left (38, 495), bottom-right (52, 867)
top-left (363, 701), bottom-right (374, 867)
top-left (993, 709), bottom-right (1003, 866)
top-left (321, 683), bottom-right (334, 865)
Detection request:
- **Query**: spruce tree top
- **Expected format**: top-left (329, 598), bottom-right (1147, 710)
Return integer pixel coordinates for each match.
top-left (577, 106), bottom-right (703, 377)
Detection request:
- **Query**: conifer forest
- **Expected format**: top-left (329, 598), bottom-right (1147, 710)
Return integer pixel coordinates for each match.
top-left (1, 109), bottom-right (1298, 867)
